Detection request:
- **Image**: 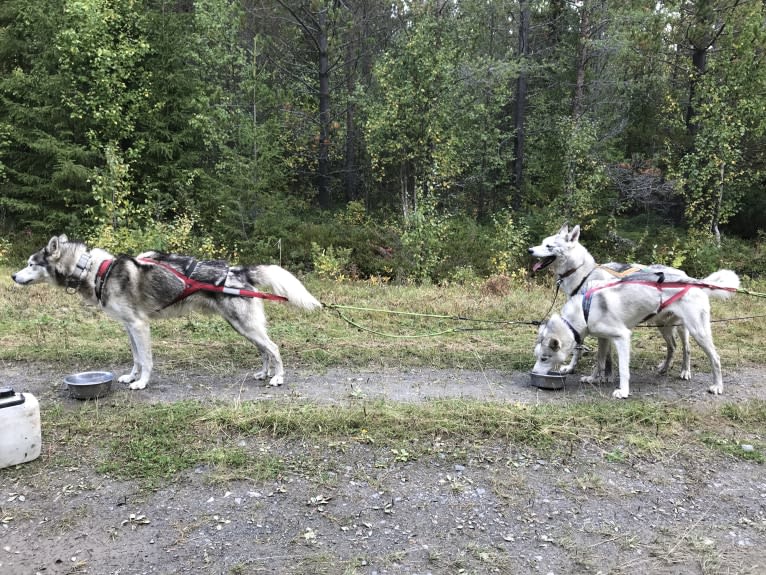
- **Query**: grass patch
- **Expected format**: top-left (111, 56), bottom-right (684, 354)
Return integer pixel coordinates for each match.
top-left (37, 397), bottom-right (763, 486)
top-left (718, 400), bottom-right (766, 424)
top-left (700, 435), bottom-right (765, 463)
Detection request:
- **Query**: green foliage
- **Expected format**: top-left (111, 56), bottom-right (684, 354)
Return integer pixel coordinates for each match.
top-left (362, 2), bottom-right (517, 215)
top-left (667, 1), bottom-right (766, 234)
top-left (311, 242), bottom-right (353, 281)
top-left (0, 0), bottom-right (96, 234)
top-left (85, 144), bottom-right (225, 257)
top-left (398, 196), bottom-right (449, 284)
top-left (554, 116), bottom-right (613, 228)
top-left (640, 228), bottom-right (722, 277)
top-left (0, 236), bottom-right (11, 265)
top-left (56, 0), bottom-right (151, 147)
top-left (89, 210), bottom-right (226, 259)
top-left (487, 210), bottom-right (530, 277)
top-left (1, 0), bottom-right (766, 275)
top-left (572, 220), bottom-right (766, 279)
top-left (233, 198), bottom-right (534, 284)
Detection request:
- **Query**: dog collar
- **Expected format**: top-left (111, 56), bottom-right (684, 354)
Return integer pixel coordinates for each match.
top-left (558, 266), bottom-right (578, 279)
top-left (557, 264), bottom-right (586, 290)
top-left (66, 253), bottom-right (92, 293)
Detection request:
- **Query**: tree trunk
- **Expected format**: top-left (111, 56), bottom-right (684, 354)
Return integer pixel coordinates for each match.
top-left (400, 162), bottom-right (410, 221)
top-left (344, 19), bottom-right (358, 203)
top-left (572, 1), bottom-right (589, 118)
top-left (685, 46), bottom-right (707, 140)
top-left (512, 1), bottom-right (529, 211)
top-left (317, 9), bottom-right (331, 209)
top-left (712, 161), bottom-right (724, 244)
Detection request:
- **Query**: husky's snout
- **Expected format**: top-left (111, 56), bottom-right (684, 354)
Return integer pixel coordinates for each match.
top-left (11, 272), bottom-right (28, 285)
top-left (11, 266), bottom-right (41, 285)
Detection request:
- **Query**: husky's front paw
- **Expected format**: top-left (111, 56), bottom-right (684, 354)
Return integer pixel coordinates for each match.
top-left (268, 374), bottom-right (284, 387)
top-left (612, 388), bottom-right (630, 399)
top-left (118, 374), bottom-right (137, 384)
top-left (680, 369), bottom-right (692, 380)
top-left (129, 380), bottom-right (148, 390)
top-left (707, 384), bottom-right (723, 395)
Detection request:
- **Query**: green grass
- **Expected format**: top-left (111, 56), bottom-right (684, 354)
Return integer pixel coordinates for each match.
top-left (35, 395), bottom-right (766, 486)
top-left (3, 267), bottom-right (766, 485)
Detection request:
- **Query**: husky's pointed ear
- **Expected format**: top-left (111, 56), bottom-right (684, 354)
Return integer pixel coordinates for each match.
top-left (549, 338), bottom-right (561, 352)
top-left (46, 236), bottom-right (62, 259)
top-left (58, 234), bottom-right (69, 243)
top-left (567, 225), bottom-right (581, 243)
top-left (558, 224), bottom-right (569, 236)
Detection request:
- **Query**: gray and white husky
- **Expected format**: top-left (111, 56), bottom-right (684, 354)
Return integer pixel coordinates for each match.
top-left (12, 235), bottom-right (321, 390)
top-left (528, 225), bottom-right (739, 398)
top-left (528, 224), bottom-right (691, 381)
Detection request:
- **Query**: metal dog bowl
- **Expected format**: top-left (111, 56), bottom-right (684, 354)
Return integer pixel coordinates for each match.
top-left (64, 371), bottom-right (114, 400)
top-left (529, 370), bottom-right (567, 390)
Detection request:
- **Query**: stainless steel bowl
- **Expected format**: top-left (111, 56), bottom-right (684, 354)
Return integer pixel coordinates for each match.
top-left (64, 371), bottom-right (114, 400)
top-left (529, 370), bottom-right (567, 390)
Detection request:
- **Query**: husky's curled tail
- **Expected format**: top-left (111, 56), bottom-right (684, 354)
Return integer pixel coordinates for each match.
top-left (247, 265), bottom-right (322, 311)
top-left (701, 269), bottom-right (740, 299)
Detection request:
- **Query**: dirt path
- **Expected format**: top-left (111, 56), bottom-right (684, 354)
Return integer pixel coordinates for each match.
top-left (1, 362), bottom-right (765, 575)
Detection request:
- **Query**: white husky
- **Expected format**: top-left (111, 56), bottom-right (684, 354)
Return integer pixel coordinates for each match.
top-left (13, 235), bottom-right (322, 390)
top-left (528, 225), bottom-right (739, 397)
top-left (528, 224), bottom-right (692, 381)
top-left (532, 269), bottom-right (739, 398)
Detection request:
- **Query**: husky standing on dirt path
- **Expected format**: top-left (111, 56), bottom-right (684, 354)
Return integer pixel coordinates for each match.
top-left (528, 224), bottom-right (692, 382)
top-left (12, 235), bottom-right (322, 390)
top-left (528, 225), bottom-right (739, 398)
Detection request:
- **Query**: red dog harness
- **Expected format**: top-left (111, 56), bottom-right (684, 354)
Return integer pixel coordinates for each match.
top-left (94, 258), bottom-right (289, 304)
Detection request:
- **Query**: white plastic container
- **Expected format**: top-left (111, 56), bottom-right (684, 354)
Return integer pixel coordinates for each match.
top-left (0, 387), bottom-right (41, 469)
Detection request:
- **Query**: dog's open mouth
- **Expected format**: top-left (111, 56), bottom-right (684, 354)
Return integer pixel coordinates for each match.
top-left (532, 255), bottom-right (556, 272)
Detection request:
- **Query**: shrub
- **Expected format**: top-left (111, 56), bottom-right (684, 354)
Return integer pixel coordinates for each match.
top-left (310, 242), bottom-right (353, 281)
top-left (0, 236), bottom-right (11, 265)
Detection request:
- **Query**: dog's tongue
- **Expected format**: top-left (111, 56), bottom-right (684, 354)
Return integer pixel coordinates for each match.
top-left (532, 255), bottom-right (555, 273)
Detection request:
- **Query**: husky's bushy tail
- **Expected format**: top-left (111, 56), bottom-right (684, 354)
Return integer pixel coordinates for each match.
top-left (249, 265), bottom-right (322, 310)
top-left (701, 269), bottom-right (740, 300)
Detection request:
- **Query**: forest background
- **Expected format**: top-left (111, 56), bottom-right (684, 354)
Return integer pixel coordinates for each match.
top-left (1, 0), bottom-right (766, 283)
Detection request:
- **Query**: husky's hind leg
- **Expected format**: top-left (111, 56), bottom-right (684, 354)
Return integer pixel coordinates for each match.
top-left (684, 312), bottom-right (723, 395)
top-left (656, 324), bottom-right (692, 380)
top-left (224, 302), bottom-right (285, 386)
top-left (581, 338), bottom-right (613, 384)
top-left (656, 324), bottom-right (677, 375)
